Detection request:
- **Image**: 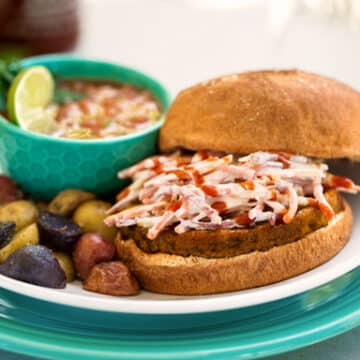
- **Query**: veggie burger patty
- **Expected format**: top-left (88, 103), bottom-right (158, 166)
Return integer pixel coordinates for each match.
top-left (119, 190), bottom-right (343, 258)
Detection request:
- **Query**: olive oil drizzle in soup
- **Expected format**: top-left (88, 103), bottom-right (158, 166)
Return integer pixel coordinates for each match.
top-left (51, 79), bottom-right (162, 139)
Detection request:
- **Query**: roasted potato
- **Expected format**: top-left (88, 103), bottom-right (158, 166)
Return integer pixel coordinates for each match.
top-left (0, 245), bottom-right (66, 288)
top-left (0, 222), bottom-right (16, 249)
top-left (0, 201), bottom-right (38, 231)
top-left (0, 223), bottom-right (39, 263)
top-left (73, 200), bottom-right (117, 242)
top-left (83, 261), bottom-right (140, 296)
top-left (35, 202), bottom-right (49, 211)
top-left (48, 189), bottom-right (95, 216)
top-left (73, 233), bottom-right (115, 279)
top-left (0, 175), bottom-right (23, 205)
top-left (54, 252), bottom-right (75, 282)
top-left (37, 210), bottom-right (83, 252)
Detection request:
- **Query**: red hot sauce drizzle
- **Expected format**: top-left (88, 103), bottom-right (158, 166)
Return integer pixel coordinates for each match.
top-left (211, 201), bottom-right (227, 213)
top-left (330, 175), bottom-right (353, 189)
top-left (152, 158), bottom-right (164, 174)
top-left (240, 180), bottom-right (255, 190)
top-left (197, 150), bottom-right (209, 160)
top-left (168, 200), bottom-right (182, 212)
top-left (201, 185), bottom-right (219, 197)
top-left (116, 187), bottom-right (130, 201)
top-left (234, 212), bottom-right (252, 226)
top-left (191, 169), bottom-right (204, 186)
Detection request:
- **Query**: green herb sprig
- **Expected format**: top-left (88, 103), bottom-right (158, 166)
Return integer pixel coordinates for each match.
top-left (53, 87), bottom-right (86, 105)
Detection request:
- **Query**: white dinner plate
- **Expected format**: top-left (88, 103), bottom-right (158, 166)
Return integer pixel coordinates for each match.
top-left (0, 194), bottom-right (359, 315)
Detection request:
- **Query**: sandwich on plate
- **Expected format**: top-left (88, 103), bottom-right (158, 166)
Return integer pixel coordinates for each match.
top-left (105, 70), bottom-right (360, 295)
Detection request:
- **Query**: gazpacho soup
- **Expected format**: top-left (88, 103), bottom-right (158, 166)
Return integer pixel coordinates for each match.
top-left (51, 79), bottom-right (162, 139)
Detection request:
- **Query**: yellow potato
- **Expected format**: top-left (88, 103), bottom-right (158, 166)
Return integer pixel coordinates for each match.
top-left (0, 223), bottom-right (39, 263)
top-left (48, 189), bottom-right (95, 216)
top-left (73, 200), bottom-right (117, 242)
top-left (0, 201), bottom-right (38, 231)
top-left (53, 252), bottom-right (75, 282)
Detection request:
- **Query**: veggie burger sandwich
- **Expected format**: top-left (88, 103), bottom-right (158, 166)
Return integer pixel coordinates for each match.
top-left (105, 70), bottom-right (360, 295)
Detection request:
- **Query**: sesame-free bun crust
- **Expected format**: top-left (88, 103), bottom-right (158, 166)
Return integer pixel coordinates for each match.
top-left (116, 200), bottom-right (352, 295)
top-left (159, 70), bottom-right (360, 160)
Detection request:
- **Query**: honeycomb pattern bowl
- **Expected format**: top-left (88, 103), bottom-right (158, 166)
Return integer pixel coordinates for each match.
top-left (0, 55), bottom-right (171, 200)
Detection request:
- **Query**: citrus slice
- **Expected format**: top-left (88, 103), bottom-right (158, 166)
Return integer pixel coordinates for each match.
top-left (7, 66), bottom-right (55, 134)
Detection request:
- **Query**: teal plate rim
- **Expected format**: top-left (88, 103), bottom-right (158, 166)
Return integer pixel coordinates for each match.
top-left (0, 267), bottom-right (360, 360)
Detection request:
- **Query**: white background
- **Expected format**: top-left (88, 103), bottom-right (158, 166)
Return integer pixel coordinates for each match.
top-left (78, 0), bottom-right (360, 98)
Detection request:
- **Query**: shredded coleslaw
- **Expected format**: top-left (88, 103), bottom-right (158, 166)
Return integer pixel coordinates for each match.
top-left (105, 151), bottom-right (360, 239)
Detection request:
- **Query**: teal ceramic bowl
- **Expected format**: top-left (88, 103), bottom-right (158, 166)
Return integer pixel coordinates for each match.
top-left (0, 55), bottom-right (171, 200)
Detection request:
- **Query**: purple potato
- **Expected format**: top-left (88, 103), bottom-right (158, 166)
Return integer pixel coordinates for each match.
top-left (37, 210), bottom-right (83, 252)
top-left (0, 221), bottom-right (16, 249)
top-left (0, 245), bottom-right (66, 288)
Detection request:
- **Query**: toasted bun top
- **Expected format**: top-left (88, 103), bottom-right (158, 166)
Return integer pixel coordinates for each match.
top-left (159, 70), bottom-right (360, 160)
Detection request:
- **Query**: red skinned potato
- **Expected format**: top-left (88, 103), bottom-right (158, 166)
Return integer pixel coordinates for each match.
top-left (73, 233), bottom-right (115, 279)
top-left (0, 175), bottom-right (23, 205)
top-left (83, 261), bottom-right (140, 296)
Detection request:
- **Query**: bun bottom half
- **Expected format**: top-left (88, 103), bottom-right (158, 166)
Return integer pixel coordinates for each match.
top-left (116, 200), bottom-right (353, 295)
